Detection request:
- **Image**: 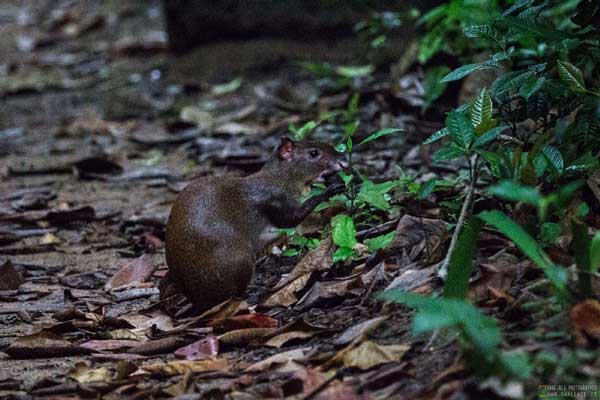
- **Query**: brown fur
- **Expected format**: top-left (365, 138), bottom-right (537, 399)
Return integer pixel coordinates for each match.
top-left (164, 139), bottom-right (346, 310)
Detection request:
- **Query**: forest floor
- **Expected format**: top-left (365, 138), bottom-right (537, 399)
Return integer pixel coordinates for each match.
top-left (0, 1), bottom-right (563, 399)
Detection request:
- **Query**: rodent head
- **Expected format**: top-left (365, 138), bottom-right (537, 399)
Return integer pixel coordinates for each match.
top-left (275, 137), bottom-right (348, 184)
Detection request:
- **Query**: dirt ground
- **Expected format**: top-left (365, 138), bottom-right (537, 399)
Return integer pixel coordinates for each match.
top-left (0, 1), bottom-right (478, 399)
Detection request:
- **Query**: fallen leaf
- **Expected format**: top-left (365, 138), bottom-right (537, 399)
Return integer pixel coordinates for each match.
top-left (245, 348), bottom-right (308, 373)
top-left (105, 254), bottom-right (156, 291)
top-left (272, 237), bottom-right (334, 291)
top-left (4, 331), bottom-right (92, 359)
top-left (334, 316), bottom-right (388, 346)
top-left (218, 328), bottom-right (277, 346)
top-left (296, 278), bottom-right (362, 310)
top-left (209, 313), bottom-right (279, 333)
top-left (0, 260), bottom-right (25, 290)
top-left (340, 341), bottom-right (409, 370)
top-left (68, 362), bottom-right (111, 383)
top-left (264, 331), bottom-right (315, 348)
top-left (80, 339), bottom-right (140, 352)
top-left (142, 359), bottom-right (229, 376)
top-left (174, 336), bottom-right (219, 360)
top-left (263, 273), bottom-right (311, 307)
top-left (570, 299), bottom-right (600, 346)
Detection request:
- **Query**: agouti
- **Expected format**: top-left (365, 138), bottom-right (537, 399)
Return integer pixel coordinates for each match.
top-left (162, 137), bottom-right (347, 311)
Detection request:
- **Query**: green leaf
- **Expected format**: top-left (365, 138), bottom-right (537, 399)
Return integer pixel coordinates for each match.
top-left (417, 179), bottom-right (437, 200)
top-left (378, 291), bottom-right (502, 354)
top-left (446, 111), bottom-right (475, 149)
top-left (540, 222), bottom-right (561, 244)
top-left (357, 128), bottom-right (403, 147)
top-left (356, 180), bottom-right (397, 211)
top-left (418, 31), bottom-right (444, 64)
top-left (502, 0), bottom-right (533, 16)
top-left (333, 247), bottom-right (354, 263)
top-left (444, 218), bottom-right (482, 299)
top-left (473, 126), bottom-right (507, 149)
top-left (541, 145), bottom-right (564, 175)
top-left (478, 210), bottom-right (568, 296)
top-left (590, 232), bottom-right (600, 273)
top-left (423, 127), bottom-right (449, 144)
top-left (335, 65), bottom-right (374, 78)
top-left (432, 144), bottom-right (465, 163)
top-left (502, 16), bottom-right (568, 41)
top-left (290, 121), bottom-right (317, 141)
top-left (212, 77), bottom-right (242, 95)
top-left (441, 62), bottom-right (501, 83)
top-left (492, 70), bottom-right (535, 96)
top-left (557, 60), bottom-right (586, 91)
top-left (470, 88), bottom-right (494, 134)
top-left (365, 231), bottom-right (396, 252)
top-left (423, 66), bottom-right (451, 108)
top-left (488, 180), bottom-right (541, 206)
top-left (282, 248), bottom-right (300, 257)
top-left (331, 214), bottom-right (358, 249)
top-left (463, 25), bottom-right (505, 49)
top-left (519, 77), bottom-right (546, 99)
top-left (499, 351), bottom-right (532, 380)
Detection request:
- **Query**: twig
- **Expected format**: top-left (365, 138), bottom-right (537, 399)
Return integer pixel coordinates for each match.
top-left (437, 156), bottom-right (479, 279)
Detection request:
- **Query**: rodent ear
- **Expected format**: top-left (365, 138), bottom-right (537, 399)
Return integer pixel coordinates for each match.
top-left (278, 137), bottom-right (296, 160)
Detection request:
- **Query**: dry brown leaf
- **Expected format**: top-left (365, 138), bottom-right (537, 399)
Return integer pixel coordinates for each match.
top-left (0, 260), bottom-right (25, 290)
top-left (209, 313), bottom-right (278, 333)
top-left (264, 331), bottom-right (315, 348)
top-left (68, 362), bottom-right (111, 383)
top-left (263, 273), bottom-right (311, 307)
top-left (334, 316), bottom-right (388, 346)
top-left (244, 348), bottom-right (308, 373)
top-left (142, 358), bottom-right (229, 376)
top-left (341, 341), bottom-right (409, 370)
top-left (273, 237), bottom-right (334, 291)
top-left (174, 336), bottom-right (219, 360)
top-left (104, 254), bottom-right (156, 291)
top-left (4, 331), bottom-right (92, 359)
top-left (218, 327), bottom-right (277, 346)
top-left (570, 299), bottom-right (600, 346)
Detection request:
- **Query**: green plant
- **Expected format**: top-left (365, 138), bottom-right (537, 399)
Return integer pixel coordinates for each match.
top-left (378, 290), bottom-right (531, 380)
top-left (279, 228), bottom-right (320, 258)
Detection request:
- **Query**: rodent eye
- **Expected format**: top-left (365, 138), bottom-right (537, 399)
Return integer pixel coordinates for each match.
top-left (309, 149), bottom-right (320, 158)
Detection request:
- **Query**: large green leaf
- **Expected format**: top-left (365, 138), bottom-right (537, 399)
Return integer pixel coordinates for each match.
top-left (423, 66), bottom-right (451, 109)
top-left (470, 88), bottom-right (495, 135)
top-left (492, 70), bottom-right (535, 96)
top-left (331, 214), bottom-right (357, 249)
top-left (356, 180), bottom-right (397, 211)
top-left (463, 25), bottom-right (505, 49)
top-left (557, 60), bottom-right (586, 91)
top-left (423, 127), bottom-right (449, 144)
top-left (488, 180), bottom-right (542, 206)
top-left (444, 218), bottom-right (482, 299)
top-left (446, 111), bottom-right (475, 149)
top-left (441, 62), bottom-right (501, 83)
top-left (541, 145), bottom-right (564, 175)
top-left (590, 232), bottom-right (600, 273)
top-left (478, 210), bottom-right (568, 296)
top-left (432, 144), bottom-right (465, 163)
top-left (357, 128), bottom-right (403, 147)
top-left (378, 291), bottom-right (502, 354)
top-left (473, 126), bottom-right (507, 149)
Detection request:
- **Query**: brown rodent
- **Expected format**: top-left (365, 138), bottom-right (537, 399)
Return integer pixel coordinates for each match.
top-left (162, 137), bottom-right (347, 311)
